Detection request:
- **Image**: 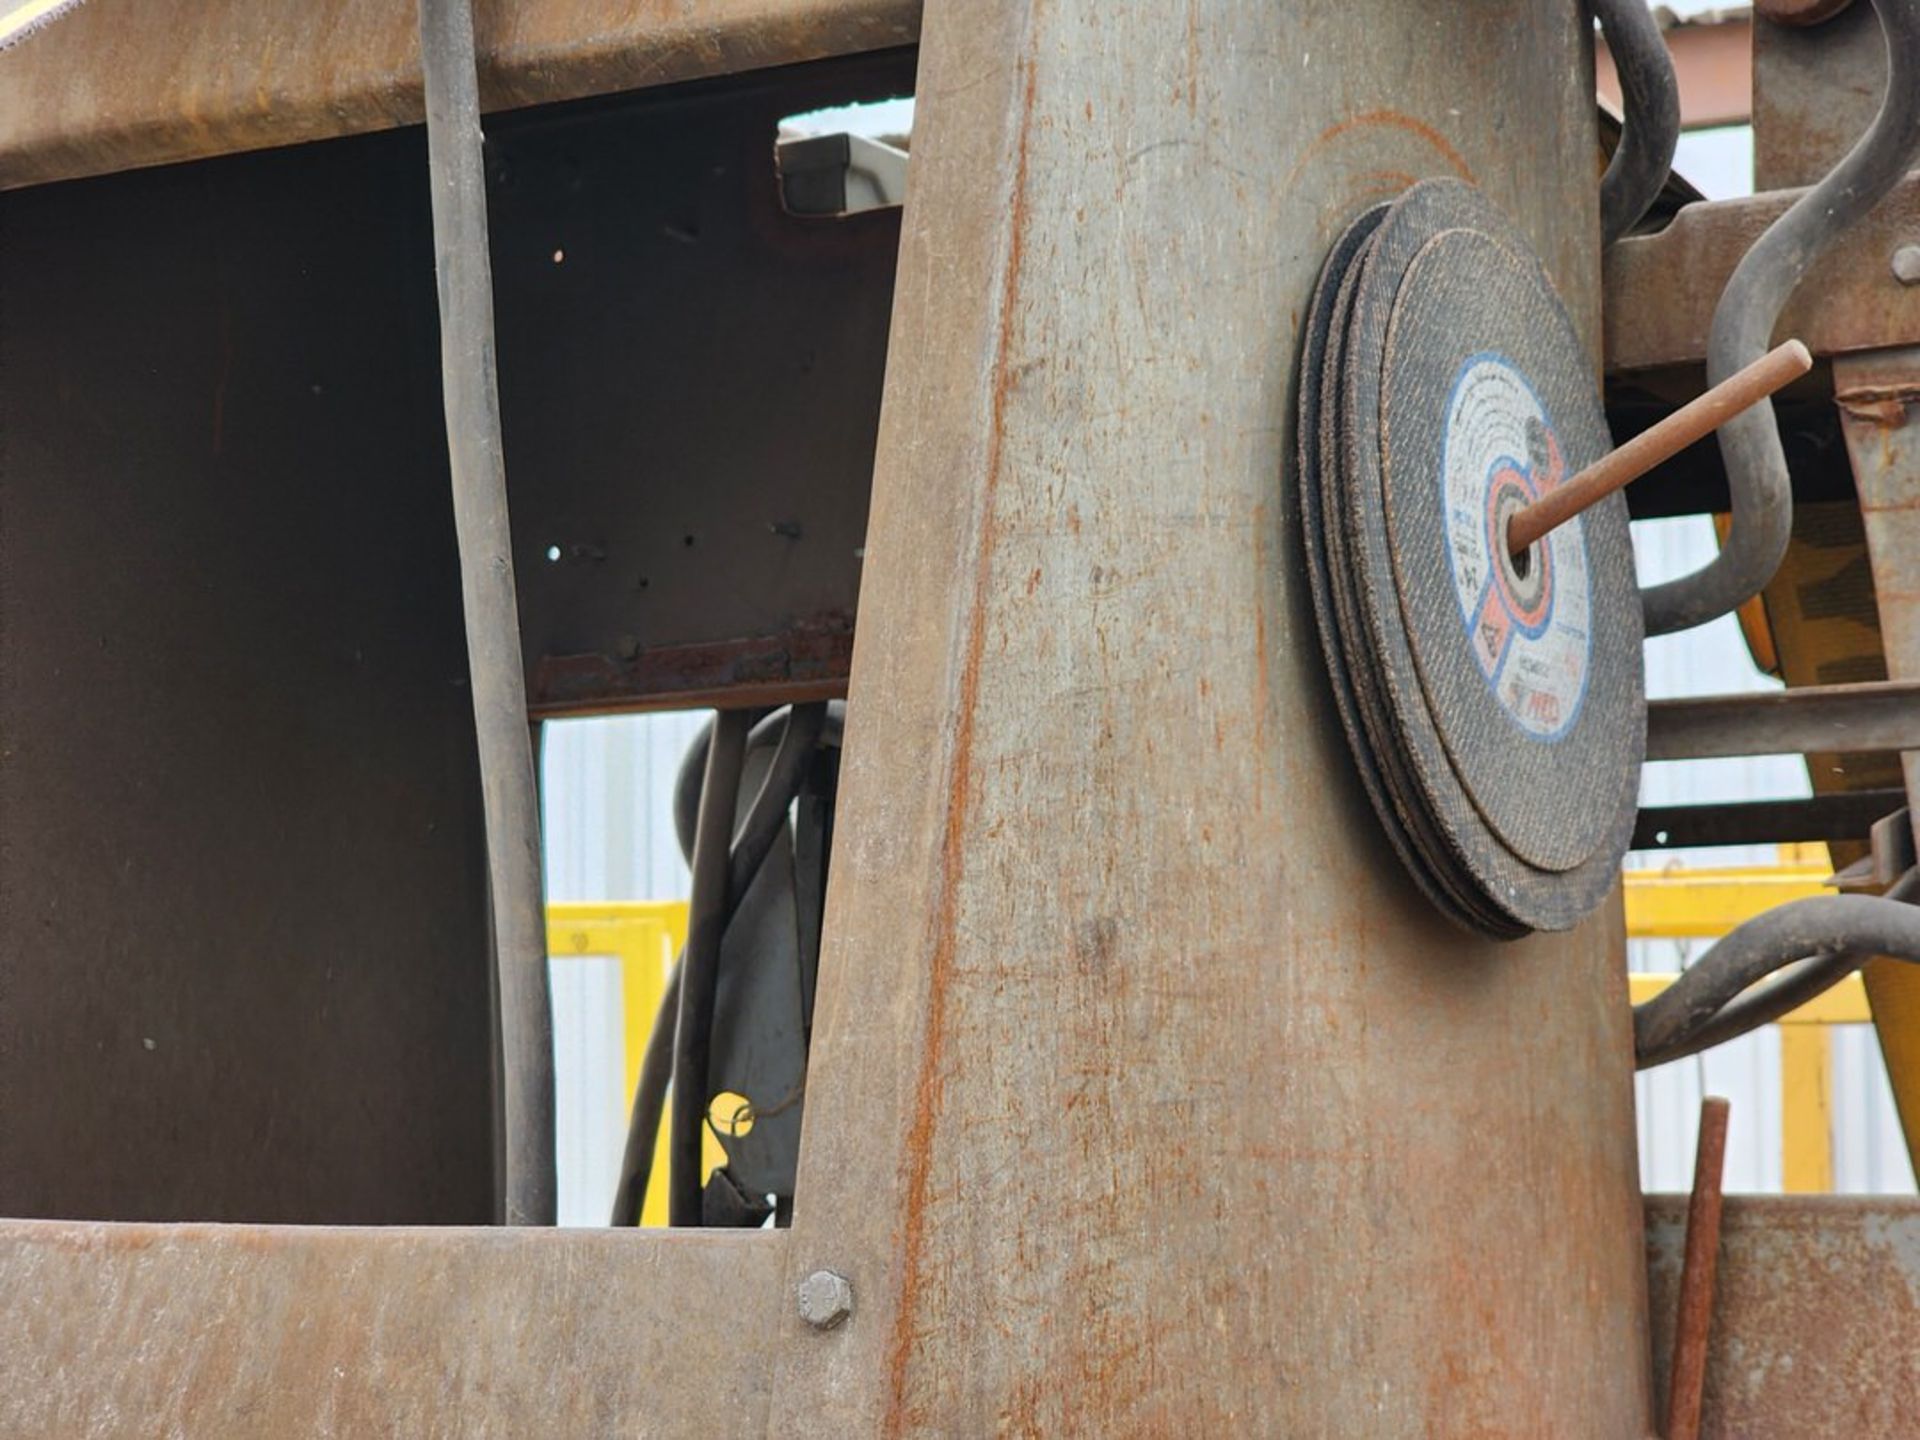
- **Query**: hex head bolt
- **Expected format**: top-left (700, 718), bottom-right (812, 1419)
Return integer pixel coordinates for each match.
top-left (797, 1270), bottom-right (853, 1331)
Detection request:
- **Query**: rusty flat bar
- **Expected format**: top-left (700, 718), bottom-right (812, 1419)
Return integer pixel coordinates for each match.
top-left (1645, 1195), bottom-right (1920, 1435)
top-left (1665, 1097), bottom-right (1730, 1440)
top-left (1646, 679), bottom-right (1920, 761)
top-left (0, 1221), bottom-right (784, 1436)
top-left (0, 0), bottom-right (921, 191)
top-left (1604, 175), bottom-right (1920, 373)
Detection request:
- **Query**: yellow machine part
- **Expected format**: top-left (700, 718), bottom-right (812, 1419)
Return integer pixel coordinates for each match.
top-left (547, 902), bottom-right (726, 1226)
top-left (1725, 500), bottom-right (1920, 1178)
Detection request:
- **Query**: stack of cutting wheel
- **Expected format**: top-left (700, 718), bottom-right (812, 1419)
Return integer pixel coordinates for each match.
top-left (1297, 179), bottom-right (1645, 937)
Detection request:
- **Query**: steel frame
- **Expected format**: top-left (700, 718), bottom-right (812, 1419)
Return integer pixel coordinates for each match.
top-left (6, 1), bottom-right (1920, 1434)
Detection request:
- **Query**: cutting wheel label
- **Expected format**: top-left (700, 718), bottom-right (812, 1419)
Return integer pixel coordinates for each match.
top-left (1439, 354), bottom-right (1591, 740)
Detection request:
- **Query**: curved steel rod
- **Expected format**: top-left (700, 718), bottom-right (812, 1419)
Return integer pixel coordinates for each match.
top-left (1593, 0), bottom-right (1680, 245)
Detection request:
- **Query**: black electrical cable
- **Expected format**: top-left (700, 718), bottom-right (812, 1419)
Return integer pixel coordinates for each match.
top-left (1641, 0), bottom-right (1920, 637)
top-left (1635, 872), bottom-right (1920, 1068)
top-left (672, 702), bottom-right (846, 861)
top-left (1592, 0), bottom-right (1680, 245)
top-left (610, 702), bottom-right (832, 1225)
top-left (668, 708), bottom-right (751, 1226)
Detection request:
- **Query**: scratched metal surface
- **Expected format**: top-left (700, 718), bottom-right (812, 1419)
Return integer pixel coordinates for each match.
top-left (768, 2), bottom-right (1649, 1434)
top-left (1601, 176), bottom-right (1920, 375)
top-left (1646, 1196), bottom-right (1920, 1436)
top-left (0, 1221), bottom-right (785, 1437)
top-left (0, 0), bottom-right (921, 190)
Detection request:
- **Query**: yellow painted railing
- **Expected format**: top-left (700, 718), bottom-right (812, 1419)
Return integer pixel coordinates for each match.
top-left (547, 900), bottom-right (692, 1226)
top-left (1621, 861), bottom-right (1829, 939)
top-left (1623, 849), bottom-right (1869, 1194)
top-left (558, 865), bottom-right (1864, 1204)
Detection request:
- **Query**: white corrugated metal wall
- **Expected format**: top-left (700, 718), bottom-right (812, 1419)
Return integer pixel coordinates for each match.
top-left (542, 712), bottom-right (705, 1225)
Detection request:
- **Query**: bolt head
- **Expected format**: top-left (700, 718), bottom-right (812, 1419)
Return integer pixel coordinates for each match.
top-left (1893, 245), bottom-right (1920, 287)
top-left (797, 1269), bottom-right (853, 1330)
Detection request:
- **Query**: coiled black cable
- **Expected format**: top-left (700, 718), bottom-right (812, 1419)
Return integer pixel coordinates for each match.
top-left (610, 702), bottom-right (834, 1226)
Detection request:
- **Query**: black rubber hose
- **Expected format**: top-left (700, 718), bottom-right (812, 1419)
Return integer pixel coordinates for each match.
top-left (610, 702), bottom-right (831, 1225)
top-left (1641, 0), bottom-right (1920, 637)
top-left (673, 701), bottom-right (846, 861)
top-left (609, 962), bottom-right (678, 1226)
top-left (668, 708), bottom-right (750, 1226)
top-left (1635, 881), bottom-right (1920, 1068)
top-left (726, 704), bottom-right (828, 901)
top-left (1592, 0), bottom-right (1680, 245)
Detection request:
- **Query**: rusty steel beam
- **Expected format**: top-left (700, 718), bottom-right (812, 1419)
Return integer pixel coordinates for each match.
top-left (1646, 678), bottom-right (1920, 760)
top-left (1754, 0), bottom-right (1885, 192)
top-left (1835, 345), bottom-right (1920, 1188)
top-left (0, 1221), bottom-right (786, 1435)
top-left (1646, 1195), bottom-right (1920, 1435)
top-left (1603, 176), bottom-right (1920, 374)
top-left (763, 0), bottom-right (1648, 1433)
top-left (0, 0), bottom-right (921, 191)
top-left (1664, 1097), bottom-right (1730, 1440)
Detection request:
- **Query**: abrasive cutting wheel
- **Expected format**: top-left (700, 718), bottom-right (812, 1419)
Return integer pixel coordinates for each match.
top-left (1297, 179), bottom-right (1645, 937)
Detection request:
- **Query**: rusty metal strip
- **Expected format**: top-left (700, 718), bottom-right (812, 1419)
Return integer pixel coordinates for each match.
top-left (532, 617), bottom-right (856, 718)
top-left (1665, 1097), bottom-right (1730, 1440)
top-left (1646, 676), bottom-right (1920, 759)
top-left (0, 1221), bottom-right (786, 1435)
top-left (1646, 1195), bottom-right (1920, 1435)
top-left (0, 0), bottom-right (921, 191)
top-left (1603, 175), bottom-right (1920, 374)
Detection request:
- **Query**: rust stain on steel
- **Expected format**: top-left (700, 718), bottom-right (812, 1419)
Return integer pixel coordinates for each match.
top-left (881, 24), bottom-right (1043, 1439)
top-left (1604, 175), bottom-right (1920, 374)
top-left (532, 612), bottom-right (855, 715)
top-left (1646, 1195), bottom-right (1920, 1436)
top-left (0, 0), bottom-right (923, 191)
top-left (0, 1220), bottom-right (785, 1437)
top-left (1287, 108), bottom-right (1477, 193)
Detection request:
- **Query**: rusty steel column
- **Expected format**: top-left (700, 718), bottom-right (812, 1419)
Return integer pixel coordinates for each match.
top-left (767, 1), bottom-right (1649, 1433)
top-left (1836, 345), bottom-right (1920, 1164)
top-left (1750, 8), bottom-right (1920, 1180)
